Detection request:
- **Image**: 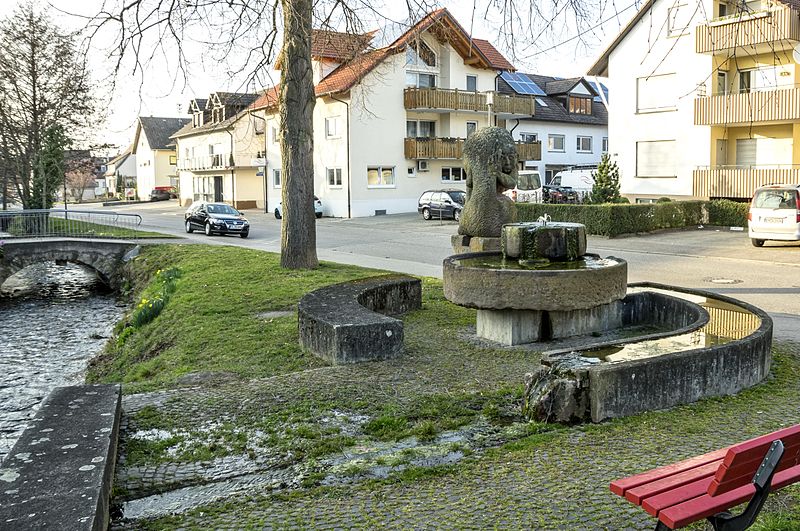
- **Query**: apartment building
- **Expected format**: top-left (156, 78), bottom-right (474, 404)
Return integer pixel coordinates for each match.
top-left (498, 73), bottom-right (608, 183)
top-left (131, 117), bottom-right (189, 200)
top-left (589, 0), bottom-right (800, 202)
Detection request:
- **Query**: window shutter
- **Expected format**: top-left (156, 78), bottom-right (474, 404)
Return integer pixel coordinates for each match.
top-left (636, 140), bottom-right (676, 177)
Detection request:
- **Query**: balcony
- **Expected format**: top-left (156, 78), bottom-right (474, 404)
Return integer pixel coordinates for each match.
top-left (695, 86), bottom-right (800, 125)
top-left (177, 153), bottom-right (263, 171)
top-left (404, 137), bottom-right (541, 161)
top-left (693, 165), bottom-right (800, 199)
top-left (696, 5), bottom-right (800, 54)
top-left (404, 88), bottom-right (535, 117)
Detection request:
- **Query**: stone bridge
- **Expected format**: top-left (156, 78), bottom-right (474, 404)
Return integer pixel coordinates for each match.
top-left (0, 239), bottom-right (139, 290)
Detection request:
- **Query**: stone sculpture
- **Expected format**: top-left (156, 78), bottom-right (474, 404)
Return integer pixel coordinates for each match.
top-left (457, 127), bottom-right (519, 238)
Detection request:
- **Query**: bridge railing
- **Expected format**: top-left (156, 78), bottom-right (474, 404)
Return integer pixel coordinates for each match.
top-left (0, 209), bottom-right (143, 240)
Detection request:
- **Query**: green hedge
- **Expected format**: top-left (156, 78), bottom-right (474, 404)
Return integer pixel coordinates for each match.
top-left (515, 200), bottom-right (744, 237)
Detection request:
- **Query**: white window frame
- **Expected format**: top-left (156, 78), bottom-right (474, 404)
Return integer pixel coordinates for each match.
top-left (636, 73), bottom-right (678, 113)
top-left (271, 125), bottom-right (279, 144)
top-left (406, 72), bottom-right (437, 88)
top-left (576, 136), bottom-right (593, 153)
top-left (441, 167), bottom-right (466, 183)
top-left (272, 168), bottom-right (282, 188)
top-left (466, 75), bottom-right (477, 92)
top-left (325, 117), bottom-right (340, 139)
top-left (548, 134), bottom-right (565, 152)
top-left (406, 120), bottom-right (436, 138)
top-left (327, 167), bottom-right (343, 187)
top-left (602, 137), bottom-right (609, 153)
top-left (520, 132), bottom-right (538, 143)
top-left (367, 166), bottom-right (395, 188)
top-left (466, 121), bottom-right (478, 137)
top-left (667, 3), bottom-right (692, 37)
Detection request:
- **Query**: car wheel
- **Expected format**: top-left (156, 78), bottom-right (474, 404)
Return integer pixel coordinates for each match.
top-left (274, 208), bottom-right (281, 220)
top-left (205, 223), bottom-right (213, 236)
top-left (185, 220), bottom-right (193, 233)
top-left (422, 207), bottom-right (431, 220)
top-left (240, 231), bottom-right (249, 239)
top-left (453, 209), bottom-right (461, 222)
top-left (751, 238), bottom-right (765, 247)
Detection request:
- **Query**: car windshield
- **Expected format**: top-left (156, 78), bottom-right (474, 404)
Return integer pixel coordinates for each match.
top-left (207, 204), bottom-right (239, 215)
top-left (753, 190), bottom-right (798, 209)
top-left (448, 191), bottom-right (466, 204)
top-left (517, 173), bottom-right (541, 190)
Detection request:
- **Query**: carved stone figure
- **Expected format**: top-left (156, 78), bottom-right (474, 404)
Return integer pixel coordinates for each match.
top-left (458, 127), bottom-right (519, 238)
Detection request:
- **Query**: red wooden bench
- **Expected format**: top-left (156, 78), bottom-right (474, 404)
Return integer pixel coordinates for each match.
top-left (610, 424), bottom-right (800, 530)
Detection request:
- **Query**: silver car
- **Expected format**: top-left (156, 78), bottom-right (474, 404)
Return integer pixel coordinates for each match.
top-left (748, 184), bottom-right (800, 247)
top-left (274, 196), bottom-right (323, 219)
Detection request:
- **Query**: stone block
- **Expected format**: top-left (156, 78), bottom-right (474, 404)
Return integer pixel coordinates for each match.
top-left (477, 308), bottom-right (543, 345)
top-left (548, 301), bottom-right (624, 339)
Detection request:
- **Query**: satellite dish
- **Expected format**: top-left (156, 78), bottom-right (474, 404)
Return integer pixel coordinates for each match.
top-left (793, 44), bottom-right (800, 64)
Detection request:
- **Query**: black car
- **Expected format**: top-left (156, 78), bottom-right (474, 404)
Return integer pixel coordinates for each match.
top-left (150, 189), bottom-right (172, 201)
top-left (418, 189), bottom-right (466, 221)
top-left (184, 202), bottom-right (250, 238)
top-left (543, 184), bottom-right (579, 204)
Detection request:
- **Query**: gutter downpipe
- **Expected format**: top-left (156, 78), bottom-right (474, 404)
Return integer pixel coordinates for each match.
top-left (329, 93), bottom-right (351, 218)
top-left (225, 128), bottom-right (236, 208)
top-left (249, 110), bottom-right (269, 213)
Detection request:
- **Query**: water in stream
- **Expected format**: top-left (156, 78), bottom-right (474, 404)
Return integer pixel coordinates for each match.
top-left (0, 262), bottom-right (124, 463)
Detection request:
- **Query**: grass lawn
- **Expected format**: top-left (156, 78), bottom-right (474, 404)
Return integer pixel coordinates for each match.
top-left (1, 214), bottom-right (173, 239)
top-left (92, 244), bottom-right (800, 529)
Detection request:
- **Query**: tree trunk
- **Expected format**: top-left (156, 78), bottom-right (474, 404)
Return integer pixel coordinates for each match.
top-left (279, 0), bottom-right (318, 269)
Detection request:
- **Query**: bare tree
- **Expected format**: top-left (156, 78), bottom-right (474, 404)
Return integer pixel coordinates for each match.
top-left (65, 157), bottom-right (98, 203)
top-left (0, 1), bottom-right (97, 210)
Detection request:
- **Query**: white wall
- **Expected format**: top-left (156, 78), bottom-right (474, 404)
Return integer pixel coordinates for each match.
top-left (508, 120), bottom-right (608, 176)
top-left (606, 0), bottom-right (713, 198)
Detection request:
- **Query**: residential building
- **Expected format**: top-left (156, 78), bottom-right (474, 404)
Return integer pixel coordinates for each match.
top-left (104, 149), bottom-right (137, 197)
top-left (498, 73), bottom-right (608, 183)
top-left (589, 0), bottom-right (800, 202)
top-left (131, 116), bottom-right (190, 200)
top-left (177, 9), bottom-right (542, 216)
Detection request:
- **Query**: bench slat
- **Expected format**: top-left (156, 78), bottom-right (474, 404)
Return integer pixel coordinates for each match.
top-left (721, 425), bottom-right (800, 468)
top-left (641, 476), bottom-right (713, 517)
top-left (625, 460), bottom-right (722, 505)
top-left (660, 464), bottom-right (800, 529)
top-left (710, 442), bottom-right (800, 496)
top-left (610, 448), bottom-right (727, 497)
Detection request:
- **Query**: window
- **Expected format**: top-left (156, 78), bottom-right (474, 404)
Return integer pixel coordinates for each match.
top-left (441, 167), bottom-right (466, 182)
top-left (576, 136), bottom-right (593, 153)
top-left (716, 71), bottom-right (728, 95)
top-left (718, 2), bottom-right (727, 17)
top-left (548, 134), bottom-right (565, 152)
top-left (254, 117), bottom-right (265, 135)
top-left (736, 138), bottom-right (757, 166)
top-left (327, 167), bottom-right (342, 187)
top-left (569, 97), bottom-right (592, 114)
top-left (271, 125), bottom-right (279, 144)
top-left (636, 73), bottom-right (678, 112)
top-left (636, 140), bottom-right (676, 177)
top-left (466, 75), bottom-right (477, 92)
top-left (668, 3), bottom-right (692, 37)
top-left (535, 97), bottom-right (548, 107)
top-left (169, 155), bottom-right (177, 165)
top-left (406, 120), bottom-right (436, 138)
top-left (520, 133), bottom-right (538, 143)
top-left (325, 117), bottom-right (340, 138)
top-left (406, 39), bottom-right (436, 68)
top-left (273, 168), bottom-right (281, 187)
top-left (739, 67), bottom-right (780, 93)
top-left (367, 166), bottom-right (395, 187)
top-left (602, 137), bottom-right (609, 153)
top-left (466, 121), bottom-right (478, 137)
top-left (405, 72), bottom-right (437, 88)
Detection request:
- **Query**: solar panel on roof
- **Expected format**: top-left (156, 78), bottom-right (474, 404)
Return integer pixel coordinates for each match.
top-left (588, 81), bottom-right (609, 103)
top-left (500, 71), bottom-right (546, 96)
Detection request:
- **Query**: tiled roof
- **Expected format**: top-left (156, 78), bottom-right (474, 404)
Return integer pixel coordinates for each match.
top-left (498, 73), bottom-right (608, 126)
top-left (544, 78), bottom-right (588, 95)
top-left (471, 39), bottom-right (515, 70)
top-left (170, 112), bottom-right (242, 139)
top-left (189, 98), bottom-right (207, 113)
top-left (251, 87), bottom-right (280, 111)
top-left (311, 29), bottom-right (375, 61)
top-left (139, 117), bottom-right (191, 149)
top-left (315, 47), bottom-right (394, 96)
top-left (107, 149), bottom-right (131, 166)
top-left (211, 92), bottom-right (258, 108)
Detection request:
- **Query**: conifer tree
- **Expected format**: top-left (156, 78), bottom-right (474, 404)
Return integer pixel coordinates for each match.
top-left (589, 153), bottom-right (621, 204)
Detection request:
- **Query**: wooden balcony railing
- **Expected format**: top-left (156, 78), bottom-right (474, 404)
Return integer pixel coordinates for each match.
top-left (696, 5), bottom-right (800, 53)
top-left (694, 86), bottom-right (800, 125)
top-left (693, 166), bottom-right (800, 198)
top-left (404, 88), bottom-right (535, 116)
top-left (404, 137), bottom-right (541, 160)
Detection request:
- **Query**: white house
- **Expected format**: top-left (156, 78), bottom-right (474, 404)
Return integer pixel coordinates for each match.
top-left (131, 116), bottom-right (190, 200)
top-left (499, 73), bottom-right (608, 183)
top-left (588, 0), bottom-right (800, 202)
top-left (104, 149), bottom-right (137, 198)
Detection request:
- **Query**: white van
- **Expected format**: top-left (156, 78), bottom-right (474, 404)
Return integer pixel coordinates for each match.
top-left (551, 168), bottom-right (595, 201)
top-left (504, 170), bottom-right (543, 203)
top-left (748, 184), bottom-right (800, 247)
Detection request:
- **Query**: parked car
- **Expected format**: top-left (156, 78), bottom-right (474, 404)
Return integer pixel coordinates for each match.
top-left (748, 184), bottom-right (800, 247)
top-left (418, 189), bottom-right (466, 221)
top-left (551, 168), bottom-right (595, 202)
top-left (542, 184), bottom-right (579, 204)
top-left (184, 202), bottom-right (250, 238)
top-left (150, 188), bottom-right (172, 201)
top-left (503, 170), bottom-right (543, 203)
top-left (274, 196), bottom-right (323, 219)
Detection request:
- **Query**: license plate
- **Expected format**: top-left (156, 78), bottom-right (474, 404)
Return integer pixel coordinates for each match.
top-left (763, 217), bottom-right (784, 223)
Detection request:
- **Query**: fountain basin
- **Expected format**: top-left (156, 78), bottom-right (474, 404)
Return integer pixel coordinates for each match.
top-left (443, 251), bottom-right (627, 312)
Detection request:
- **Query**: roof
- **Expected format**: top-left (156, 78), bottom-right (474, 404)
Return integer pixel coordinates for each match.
top-left (189, 99), bottom-right (207, 113)
top-left (315, 47), bottom-right (394, 96)
top-left (471, 39), bottom-right (515, 70)
top-left (170, 110), bottom-right (244, 139)
top-left (107, 149), bottom-right (131, 166)
top-left (498, 73), bottom-right (608, 126)
top-left (209, 92), bottom-right (258, 109)
top-left (136, 117), bottom-right (191, 150)
top-left (250, 86), bottom-right (281, 111)
top-left (544, 77), bottom-right (596, 96)
top-left (311, 29), bottom-right (375, 61)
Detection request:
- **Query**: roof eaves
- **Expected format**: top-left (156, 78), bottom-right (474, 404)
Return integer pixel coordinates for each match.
top-left (587, 0), bottom-right (656, 76)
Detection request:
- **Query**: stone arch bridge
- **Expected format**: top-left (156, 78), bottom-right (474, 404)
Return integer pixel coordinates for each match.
top-left (0, 239), bottom-right (139, 290)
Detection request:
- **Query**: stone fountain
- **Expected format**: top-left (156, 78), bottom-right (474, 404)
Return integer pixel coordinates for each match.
top-left (443, 127), bottom-right (773, 424)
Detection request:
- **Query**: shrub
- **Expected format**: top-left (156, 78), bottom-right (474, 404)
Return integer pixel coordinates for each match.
top-left (588, 153), bottom-right (621, 204)
top-left (657, 197), bottom-right (672, 203)
top-left (707, 199), bottom-right (748, 228)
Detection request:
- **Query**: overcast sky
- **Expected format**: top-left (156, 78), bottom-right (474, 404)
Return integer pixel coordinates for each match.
top-left (0, 1), bottom-right (638, 153)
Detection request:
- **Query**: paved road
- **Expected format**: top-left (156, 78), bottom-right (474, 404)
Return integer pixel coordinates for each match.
top-left (102, 201), bottom-right (800, 340)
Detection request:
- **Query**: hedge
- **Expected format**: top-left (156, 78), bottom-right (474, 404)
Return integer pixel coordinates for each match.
top-left (515, 200), bottom-right (747, 237)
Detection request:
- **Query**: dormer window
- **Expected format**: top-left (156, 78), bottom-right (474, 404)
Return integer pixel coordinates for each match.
top-left (406, 39), bottom-right (436, 68)
top-left (569, 96), bottom-right (592, 115)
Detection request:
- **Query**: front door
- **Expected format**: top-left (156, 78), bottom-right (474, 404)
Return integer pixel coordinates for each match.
top-left (213, 176), bottom-right (223, 202)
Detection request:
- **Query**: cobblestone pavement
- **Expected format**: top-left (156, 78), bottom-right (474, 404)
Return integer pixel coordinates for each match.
top-left (110, 340), bottom-right (800, 530)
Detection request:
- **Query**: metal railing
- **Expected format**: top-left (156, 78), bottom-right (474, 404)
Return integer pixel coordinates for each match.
top-left (0, 209), bottom-right (143, 240)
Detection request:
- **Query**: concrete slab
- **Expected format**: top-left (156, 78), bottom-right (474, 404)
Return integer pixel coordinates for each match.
top-left (0, 384), bottom-right (121, 530)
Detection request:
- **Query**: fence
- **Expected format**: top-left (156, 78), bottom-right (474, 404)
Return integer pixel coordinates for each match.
top-left (0, 209), bottom-right (143, 240)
